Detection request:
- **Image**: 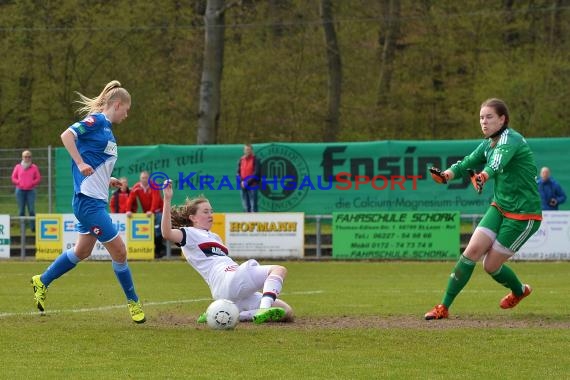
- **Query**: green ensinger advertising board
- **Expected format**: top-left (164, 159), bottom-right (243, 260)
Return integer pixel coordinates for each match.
top-left (332, 211), bottom-right (460, 259)
top-left (55, 138), bottom-right (569, 215)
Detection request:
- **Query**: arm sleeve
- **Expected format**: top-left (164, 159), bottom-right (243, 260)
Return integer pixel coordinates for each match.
top-left (449, 142), bottom-right (487, 179)
top-left (254, 157), bottom-right (262, 178)
top-left (126, 188), bottom-right (138, 212)
top-left (32, 165), bottom-right (42, 187)
top-left (175, 228), bottom-right (187, 247)
top-left (555, 183), bottom-right (567, 205)
top-left (69, 114), bottom-right (104, 137)
top-left (150, 190), bottom-right (164, 213)
top-left (11, 165), bottom-right (19, 186)
top-left (110, 191), bottom-right (118, 213)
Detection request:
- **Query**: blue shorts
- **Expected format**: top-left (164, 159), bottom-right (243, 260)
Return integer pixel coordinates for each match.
top-left (73, 193), bottom-right (119, 243)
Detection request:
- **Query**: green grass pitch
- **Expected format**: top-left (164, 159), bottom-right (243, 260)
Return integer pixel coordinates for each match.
top-left (1, 260), bottom-right (569, 379)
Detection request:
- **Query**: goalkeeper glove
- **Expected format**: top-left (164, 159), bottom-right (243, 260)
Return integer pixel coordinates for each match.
top-left (467, 169), bottom-right (489, 194)
top-left (429, 167), bottom-right (449, 184)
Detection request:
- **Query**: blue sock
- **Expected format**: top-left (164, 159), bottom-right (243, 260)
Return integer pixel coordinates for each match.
top-left (40, 249), bottom-right (81, 287)
top-left (112, 261), bottom-right (138, 302)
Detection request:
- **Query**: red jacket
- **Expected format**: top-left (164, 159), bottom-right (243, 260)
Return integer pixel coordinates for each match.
top-left (237, 155), bottom-right (261, 187)
top-left (126, 182), bottom-right (163, 213)
top-left (109, 188), bottom-right (138, 213)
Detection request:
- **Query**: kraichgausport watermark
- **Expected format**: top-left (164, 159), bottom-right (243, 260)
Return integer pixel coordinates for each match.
top-left (147, 171), bottom-right (422, 191)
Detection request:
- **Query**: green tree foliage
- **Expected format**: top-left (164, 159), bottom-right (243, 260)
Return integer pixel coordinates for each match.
top-left (0, 0), bottom-right (568, 147)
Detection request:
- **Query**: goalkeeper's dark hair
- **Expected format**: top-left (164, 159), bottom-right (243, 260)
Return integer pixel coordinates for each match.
top-left (481, 98), bottom-right (509, 126)
top-left (170, 195), bottom-right (210, 228)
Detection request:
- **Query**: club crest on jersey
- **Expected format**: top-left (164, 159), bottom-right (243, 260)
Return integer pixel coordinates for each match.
top-left (198, 242), bottom-right (229, 257)
top-left (91, 226), bottom-right (102, 236)
top-left (83, 116), bottom-right (96, 126)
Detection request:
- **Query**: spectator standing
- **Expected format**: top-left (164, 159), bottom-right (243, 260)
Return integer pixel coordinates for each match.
top-left (109, 177), bottom-right (137, 213)
top-left (237, 144), bottom-right (261, 212)
top-left (127, 171), bottom-right (165, 257)
top-left (537, 167), bottom-right (566, 210)
top-left (11, 150), bottom-right (42, 232)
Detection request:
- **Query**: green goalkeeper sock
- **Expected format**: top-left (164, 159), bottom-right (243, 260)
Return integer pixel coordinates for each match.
top-left (490, 264), bottom-right (524, 296)
top-left (441, 255), bottom-right (476, 308)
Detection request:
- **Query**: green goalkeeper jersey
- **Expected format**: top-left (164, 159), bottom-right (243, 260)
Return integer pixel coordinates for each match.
top-left (449, 128), bottom-right (542, 216)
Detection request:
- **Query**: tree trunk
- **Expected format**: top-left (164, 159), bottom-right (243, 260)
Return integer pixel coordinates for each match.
top-left (320, 0), bottom-right (342, 142)
top-left (502, 0), bottom-right (519, 47)
top-left (376, 0), bottom-right (400, 105)
top-left (548, 0), bottom-right (564, 47)
top-left (15, 2), bottom-right (35, 148)
top-left (197, 0), bottom-right (226, 144)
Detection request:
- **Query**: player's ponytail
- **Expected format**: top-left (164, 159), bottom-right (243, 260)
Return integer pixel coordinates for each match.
top-left (75, 80), bottom-right (131, 117)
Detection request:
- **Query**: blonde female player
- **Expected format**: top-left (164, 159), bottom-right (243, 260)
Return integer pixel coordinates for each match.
top-left (161, 180), bottom-right (294, 324)
top-left (31, 81), bottom-right (146, 323)
top-left (425, 98), bottom-right (542, 320)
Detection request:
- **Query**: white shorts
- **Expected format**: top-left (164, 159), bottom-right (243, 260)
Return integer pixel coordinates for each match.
top-left (211, 259), bottom-right (274, 311)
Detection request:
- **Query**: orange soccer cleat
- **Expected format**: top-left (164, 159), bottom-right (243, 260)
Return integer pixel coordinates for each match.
top-left (424, 304), bottom-right (449, 320)
top-left (500, 284), bottom-right (532, 309)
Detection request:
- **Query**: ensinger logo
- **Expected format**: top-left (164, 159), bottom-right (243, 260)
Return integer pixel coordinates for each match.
top-left (130, 219), bottom-right (152, 241)
top-left (40, 220), bottom-right (60, 240)
top-left (256, 144), bottom-right (310, 212)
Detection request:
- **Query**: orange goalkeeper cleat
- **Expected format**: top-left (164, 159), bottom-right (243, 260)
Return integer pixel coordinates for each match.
top-left (500, 284), bottom-right (532, 309)
top-left (424, 304), bottom-right (449, 320)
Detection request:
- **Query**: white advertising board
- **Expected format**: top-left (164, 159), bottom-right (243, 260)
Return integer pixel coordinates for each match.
top-left (0, 215), bottom-right (10, 258)
top-left (516, 211), bottom-right (570, 261)
top-left (223, 213), bottom-right (304, 258)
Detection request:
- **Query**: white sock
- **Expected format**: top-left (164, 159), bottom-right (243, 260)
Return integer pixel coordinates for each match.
top-left (259, 275), bottom-right (283, 309)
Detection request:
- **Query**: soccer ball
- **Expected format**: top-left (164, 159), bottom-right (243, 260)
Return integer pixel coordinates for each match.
top-left (206, 299), bottom-right (240, 330)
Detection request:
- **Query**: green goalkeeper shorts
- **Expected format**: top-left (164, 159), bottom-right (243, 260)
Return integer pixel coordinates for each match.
top-left (478, 206), bottom-right (541, 252)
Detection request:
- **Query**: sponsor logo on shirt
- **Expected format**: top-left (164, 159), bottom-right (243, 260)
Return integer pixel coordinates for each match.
top-left (104, 141), bottom-right (118, 156)
top-left (72, 122), bottom-right (87, 135)
top-left (198, 241), bottom-right (229, 257)
top-left (83, 116), bottom-right (95, 126)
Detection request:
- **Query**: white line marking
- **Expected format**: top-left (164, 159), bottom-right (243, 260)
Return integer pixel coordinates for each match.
top-left (0, 290), bottom-right (324, 319)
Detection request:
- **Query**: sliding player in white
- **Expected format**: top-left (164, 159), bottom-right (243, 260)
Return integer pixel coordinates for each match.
top-left (160, 180), bottom-right (294, 324)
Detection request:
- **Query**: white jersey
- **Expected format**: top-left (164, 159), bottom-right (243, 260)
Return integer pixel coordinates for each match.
top-left (177, 227), bottom-right (239, 296)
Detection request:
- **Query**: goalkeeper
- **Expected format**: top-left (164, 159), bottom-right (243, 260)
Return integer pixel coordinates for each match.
top-left (425, 98), bottom-right (542, 320)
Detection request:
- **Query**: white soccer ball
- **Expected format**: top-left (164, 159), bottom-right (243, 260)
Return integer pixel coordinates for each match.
top-left (206, 299), bottom-right (240, 330)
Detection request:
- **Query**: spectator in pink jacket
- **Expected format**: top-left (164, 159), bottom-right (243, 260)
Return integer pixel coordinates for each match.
top-left (11, 150), bottom-right (42, 232)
